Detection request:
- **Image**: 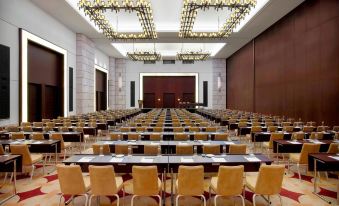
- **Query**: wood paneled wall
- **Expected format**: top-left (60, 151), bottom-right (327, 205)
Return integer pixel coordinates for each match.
top-left (226, 0), bottom-right (339, 126)
top-left (143, 76), bottom-right (195, 108)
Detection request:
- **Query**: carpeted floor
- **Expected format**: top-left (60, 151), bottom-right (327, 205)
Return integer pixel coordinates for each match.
top-left (0, 163), bottom-right (337, 206)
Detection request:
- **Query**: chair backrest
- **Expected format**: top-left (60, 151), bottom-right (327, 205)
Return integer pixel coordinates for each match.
top-left (115, 145), bottom-right (129, 155)
top-left (214, 133), bottom-right (228, 141)
top-left (144, 145), bottom-right (159, 155)
top-left (174, 133), bottom-right (189, 141)
top-left (267, 126), bottom-right (278, 133)
top-left (282, 122), bottom-right (291, 127)
top-left (22, 126), bottom-right (33, 132)
top-left (43, 126), bottom-right (54, 132)
top-left (176, 145), bottom-right (193, 155)
top-left (203, 145), bottom-right (220, 154)
top-left (238, 122), bottom-right (247, 128)
top-left (136, 127), bottom-right (146, 132)
top-left (283, 126), bottom-right (293, 132)
top-left (63, 122), bottom-right (72, 127)
top-left (74, 127), bottom-right (84, 133)
top-left (327, 143), bottom-right (338, 153)
top-left (11, 132), bottom-right (25, 140)
top-left (128, 134), bottom-right (140, 141)
top-left (10, 144), bottom-right (32, 165)
top-left (172, 122), bottom-right (181, 127)
top-left (173, 127), bottom-right (184, 132)
top-left (21, 122), bottom-right (31, 127)
top-left (199, 122), bottom-right (209, 127)
top-left (299, 143), bottom-right (321, 164)
top-left (46, 122), bottom-right (55, 127)
top-left (120, 127), bottom-right (130, 132)
top-left (292, 132), bottom-right (305, 140)
top-left (266, 122), bottom-right (274, 127)
top-left (229, 144), bottom-right (247, 154)
top-left (50, 133), bottom-right (65, 149)
top-left (177, 165), bottom-right (204, 196)
top-left (92, 144), bottom-right (110, 155)
top-left (33, 122), bottom-right (43, 127)
top-left (251, 126), bottom-right (262, 133)
top-left (205, 127), bottom-right (217, 132)
top-left (194, 133), bottom-right (208, 141)
top-left (110, 133), bottom-right (121, 141)
top-left (317, 126), bottom-right (328, 132)
top-left (132, 166), bottom-right (159, 196)
top-left (150, 133), bottom-right (161, 141)
top-left (216, 165), bottom-right (244, 196)
top-left (153, 127), bottom-right (163, 132)
top-left (303, 126), bottom-right (314, 133)
top-left (57, 164), bottom-right (87, 195)
top-left (89, 165), bottom-right (118, 196)
top-left (189, 127), bottom-right (200, 132)
top-left (268, 133), bottom-right (284, 148)
top-left (252, 122), bottom-right (261, 127)
top-left (32, 132), bottom-right (45, 140)
top-left (7, 126), bottom-right (20, 132)
top-left (254, 165), bottom-right (285, 195)
top-left (76, 122), bottom-right (85, 127)
top-left (59, 127), bottom-right (69, 132)
top-left (310, 132), bottom-right (324, 140)
top-left (333, 126), bottom-right (339, 132)
top-left (0, 145), bottom-right (4, 155)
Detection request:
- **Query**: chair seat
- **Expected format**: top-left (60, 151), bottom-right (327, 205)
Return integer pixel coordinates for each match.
top-left (210, 177), bottom-right (218, 192)
top-left (262, 142), bottom-right (270, 148)
top-left (116, 176), bottom-right (124, 191)
top-left (245, 174), bottom-right (257, 192)
top-left (64, 142), bottom-right (72, 149)
top-left (30, 154), bottom-right (43, 164)
top-left (289, 153), bottom-right (300, 162)
top-left (83, 175), bottom-right (91, 191)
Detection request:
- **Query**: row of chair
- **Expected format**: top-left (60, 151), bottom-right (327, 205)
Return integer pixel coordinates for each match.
top-left (109, 133), bottom-right (229, 141)
top-left (57, 164), bottom-right (285, 206)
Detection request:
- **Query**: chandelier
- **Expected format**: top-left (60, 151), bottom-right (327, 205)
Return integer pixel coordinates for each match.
top-left (176, 51), bottom-right (211, 61)
top-left (179, 0), bottom-right (256, 39)
top-left (78, 0), bottom-right (157, 40)
top-left (127, 52), bottom-right (162, 61)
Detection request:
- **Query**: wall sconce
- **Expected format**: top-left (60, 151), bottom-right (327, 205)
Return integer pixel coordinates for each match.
top-left (217, 72), bottom-right (222, 92)
top-left (157, 98), bottom-right (161, 102)
top-left (118, 73), bottom-right (122, 92)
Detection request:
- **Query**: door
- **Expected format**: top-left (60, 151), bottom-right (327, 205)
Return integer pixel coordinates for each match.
top-left (143, 93), bottom-right (155, 108)
top-left (44, 85), bottom-right (61, 119)
top-left (163, 93), bottom-right (175, 108)
top-left (28, 83), bottom-right (42, 122)
top-left (183, 93), bottom-right (195, 103)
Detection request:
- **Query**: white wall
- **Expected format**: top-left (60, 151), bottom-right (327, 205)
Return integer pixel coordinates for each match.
top-left (94, 48), bottom-right (109, 71)
top-left (125, 60), bottom-right (214, 108)
top-left (0, 0), bottom-right (77, 125)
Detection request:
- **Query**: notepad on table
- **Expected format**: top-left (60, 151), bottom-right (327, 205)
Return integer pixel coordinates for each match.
top-left (180, 157), bottom-right (194, 163)
top-left (178, 142), bottom-right (188, 145)
top-left (110, 157), bottom-right (124, 162)
top-left (225, 141), bottom-right (235, 145)
top-left (78, 156), bottom-right (95, 162)
top-left (212, 157), bottom-right (226, 162)
top-left (150, 142), bottom-right (160, 145)
top-left (33, 141), bottom-right (43, 144)
top-left (245, 156), bottom-right (261, 162)
top-left (329, 156), bottom-right (339, 161)
top-left (141, 157), bottom-right (154, 163)
top-left (287, 141), bottom-right (302, 144)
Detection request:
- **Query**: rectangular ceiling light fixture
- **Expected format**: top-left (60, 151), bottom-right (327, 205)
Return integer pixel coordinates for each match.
top-left (179, 0), bottom-right (256, 39)
top-left (127, 51), bottom-right (162, 61)
top-left (78, 0), bottom-right (157, 40)
top-left (176, 51), bottom-right (211, 61)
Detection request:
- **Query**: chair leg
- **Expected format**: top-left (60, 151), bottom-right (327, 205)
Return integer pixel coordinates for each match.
top-left (252, 194), bottom-right (257, 206)
top-left (30, 165), bottom-right (35, 180)
top-left (237, 195), bottom-right (245, 206)
top-left (114, 194), bottom-right (120, 206)
top-left (175, 195), bottom-right (181, 206)
top-left (88, 194), bottom-right (94, 206)
top-left (278, 194), bottom-right (283, 206)
top-left (297, 164), bottom-right (301, 181)
top-left (58, 194), bottom-right (64, 206)
top-left (209, 186), bottom-right (211, 204)
top-left (214, 195), bottom-right (219, 206)
top-left (200, 195), bottom-right (206, 206)
top-left (131, 195), bottom-right (137, 206)
top-left (156, 195), bottom-right (162, 206)
top-left (84, 194), bottom-right (89, 206)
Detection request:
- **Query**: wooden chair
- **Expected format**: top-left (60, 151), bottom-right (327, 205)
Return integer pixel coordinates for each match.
top-left (173, 127), bottom-right (184, 132)
top-left (203, 145), bottom-right (220, 155)
top-left (144, 145), bottom-right (160, 155)
top-left (115, 145), bottom-right (129, 155)
top-left (128, 134), bottom-right (140, 141)
top-left (194, 133), bottom-right (208, 141)
top-left (150, 134), bottom-right (161, 141)
top-left (229, 144), bottom-right (247, 154)
top-left (50, 133), bottom-right (72, 160)
top-left (214, 133), bottom-right (228, 141)
top-left (176, 145), bottom-right (193, 155)
top-left (174, 133), bottom-right (189, 141)
top-left (31, 132), bottom-right (45, 140)
top-left (10, 132), bottom-right (25, 140)
top-left (92, 144), bottom-right (110, 155)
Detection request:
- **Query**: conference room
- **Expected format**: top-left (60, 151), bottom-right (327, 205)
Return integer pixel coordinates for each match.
top-left (0, 0), bottom-right (338, 205)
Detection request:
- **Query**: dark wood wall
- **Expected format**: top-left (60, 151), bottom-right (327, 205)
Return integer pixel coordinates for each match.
top-left (95, 70), bottom-right (107, 111)
top-left (143, 76), bottom-right (195, 108)
top-left (226, 0), bottom-right (339, 126)
top-left (28, 41), bottom-right (63, 121)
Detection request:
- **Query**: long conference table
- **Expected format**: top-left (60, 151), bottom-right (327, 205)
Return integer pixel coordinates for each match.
top-left (108, 131), bottom-right (228, 141)
top-left (64, 153), bottom-right (272, 205)
top-left (96, 140), bottom-right (239, 154)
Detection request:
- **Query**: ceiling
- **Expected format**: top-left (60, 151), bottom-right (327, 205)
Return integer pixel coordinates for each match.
top-left (31, 0), bottom-right (305, 59)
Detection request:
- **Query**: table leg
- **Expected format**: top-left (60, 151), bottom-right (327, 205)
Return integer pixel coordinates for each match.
top-left (171, 168), bottom-right (174, 206)
top-left (0, 159), bottom-right (17, 205)
top-left (313, 158), bottom-right (317, 193)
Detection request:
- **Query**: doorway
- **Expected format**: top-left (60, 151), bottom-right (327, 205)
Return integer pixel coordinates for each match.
top-left (163, 93), bottom-right (175, 108)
